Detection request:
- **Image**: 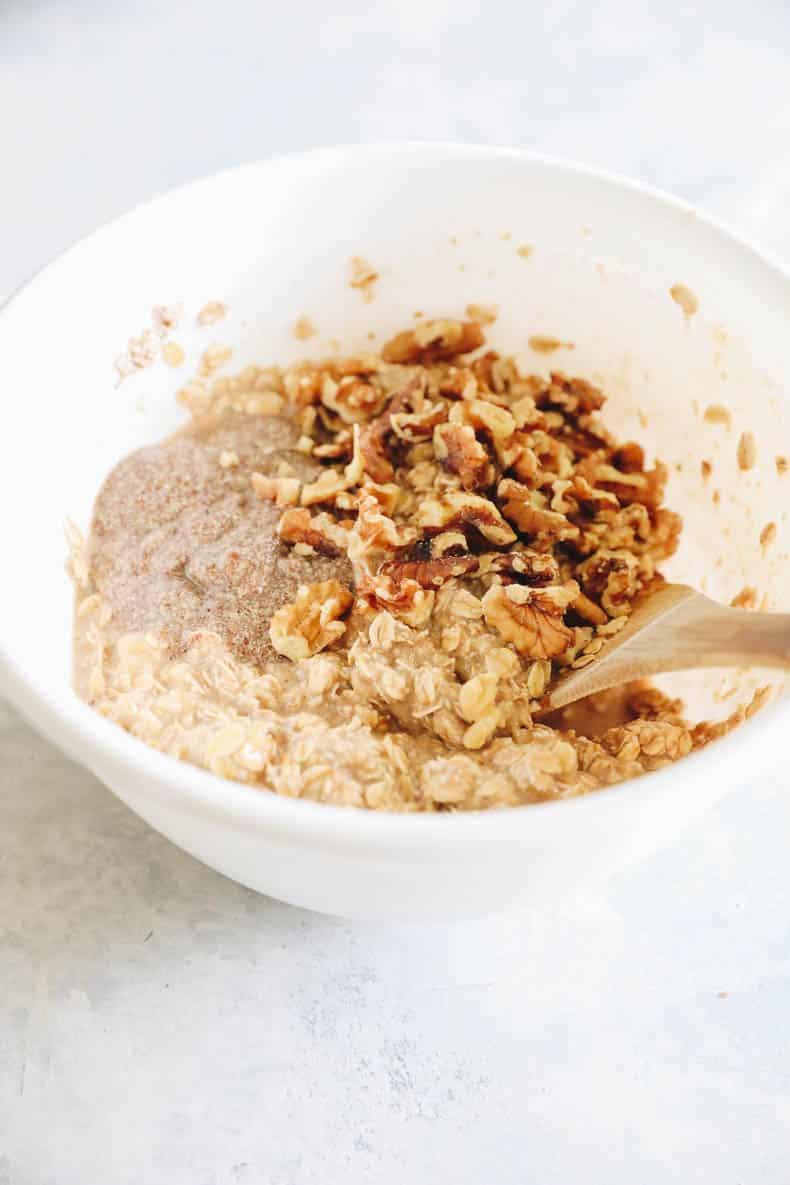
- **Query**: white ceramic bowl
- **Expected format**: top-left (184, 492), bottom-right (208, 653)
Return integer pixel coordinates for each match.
top-left (2, 144), bottom-right (789, 921)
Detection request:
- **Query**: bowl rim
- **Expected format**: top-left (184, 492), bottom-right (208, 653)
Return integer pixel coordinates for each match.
top-left (2, 139), bottom-right (789, 849)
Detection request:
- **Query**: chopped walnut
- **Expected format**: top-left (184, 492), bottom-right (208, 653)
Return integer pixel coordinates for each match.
top-left (450, 398), bottom-right (516, 442)
top-left (277, 508), bottom-right (348, 557)
top-left (390, 399), bottom-right (449, 441)
top-left (498, 479), bottom-right (579, 545)
top-left (356, 573), bottom-right (435, 627)
top-left (431, 530), bottom-right (470, 556)
top-left (269, 580), bottom-right (353, 661)
top-left (478, 550), bottom-right (559, 585)
top-left (482, 583), bottom-right (575, 659)
top-left (434, 423), bottom-right (494, 489)
top-left (416, 491), bottom-right (516, 546)
top-left (300, 425), bottom-right (364, 505)
top-left (359, 418), bottom-right (394, 483)
top-left (381, 320), bottom-right (484, 364)
top-left (578, 549), bottom-right (640, 616)
top-left (321, 375), bottom-right (387, 424)
top-left (380, 554), bottom-right (479, 589)
top-left (251, 472), bottom-right (301, 507)
top-left (348, 492), bottom-right (417, 561)
top-left (543, 373), bottom-right (606, 415)
top-left (550, 474), bottom-right (618, 516)
top-left (571, 590), bottom-right (608, 625)
top-left (300, 469), bottom-right (348, 506)
top-left (359, 481), bottom-right (402, 516)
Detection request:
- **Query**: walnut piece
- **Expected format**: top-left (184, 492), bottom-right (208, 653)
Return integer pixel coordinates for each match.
top-left (479, 550), bottom-right (559, 585)
top-left (434, 423), bottom-right (494, 490)
top-left (269, 580), bottom-right (353, 661)
top-left (347, 493), bottom-right (416, 561)
top-left (356, 573), bottom-right (435, 627)
top-left (571, 590), bottom-right (608, 625)
top-left (321, 375), bottom-right (386, 424)
top-left (579, 549), bottom-right (640, 616)
top-left (542, 373), bottom-right (606, 414)
top-left (481, 583), bottom-right (575, 659)
top-left (498, 479), bottom-right (579, 545)
top-left (277, 508), bottom-right (350, 557)
top-left (381, 320), bottom-right (484, 364)
top-left (450, 398), bottom-right (516, 442)
top-left (416, 491), bottom-right (516, 546)
top-left (359, 419), bottom-right (395, 482)
top-left (390, 400), bottom-right (449, 441)
top-left (380, 554), bottom-right (479, 589)
top-left (251, 472), bottom-right (301, 507)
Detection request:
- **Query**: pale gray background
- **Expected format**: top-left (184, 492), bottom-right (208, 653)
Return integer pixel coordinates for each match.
top-left (2, 2), bottom-right (790, 1182)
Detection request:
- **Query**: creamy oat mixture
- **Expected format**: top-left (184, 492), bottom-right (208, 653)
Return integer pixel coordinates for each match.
top-left (72, 317), bottom-right (739, 810)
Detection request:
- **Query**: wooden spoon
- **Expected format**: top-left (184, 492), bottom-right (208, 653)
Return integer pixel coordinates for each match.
top-left (546, 583), bottom-right (790, 710)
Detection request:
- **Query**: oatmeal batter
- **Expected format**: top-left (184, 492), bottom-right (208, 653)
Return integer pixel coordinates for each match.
top-left (73, 317), bottom-right (729, 811)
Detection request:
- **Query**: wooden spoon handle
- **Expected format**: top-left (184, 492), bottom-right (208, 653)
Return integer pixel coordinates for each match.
top-left (678, 598), bottom-right (790, 671)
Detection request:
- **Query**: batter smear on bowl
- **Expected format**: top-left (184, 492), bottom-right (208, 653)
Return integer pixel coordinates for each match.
top-left (72, 317), bottom-right (734, 810)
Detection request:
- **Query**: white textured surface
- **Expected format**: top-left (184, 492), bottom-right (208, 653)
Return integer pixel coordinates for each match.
top-left (2, 1), bottom-right (790, 1181)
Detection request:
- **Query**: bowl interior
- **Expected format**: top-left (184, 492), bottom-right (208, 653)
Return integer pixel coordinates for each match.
top-left (1, 145), bottom-right (788, 732)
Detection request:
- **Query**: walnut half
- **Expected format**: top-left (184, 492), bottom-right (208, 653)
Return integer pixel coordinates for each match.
top-left (481, 583), bottom-right (575, 659)
top-left (269, 580), bottom-right (353, 661)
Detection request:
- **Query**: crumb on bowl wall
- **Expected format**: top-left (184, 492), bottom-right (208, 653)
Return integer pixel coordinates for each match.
top-left (704, 404), bottom-right (732, 427)
top-left (162, 341), bottom-right (185, 367)
top-left (670, 284), bottom-right (699, 316)
top-left (528, 336), bottom-right (574, 354)
top-left (731, 586), bottom-right (758, 609)
top-left (152, 303), bottom-right (182, 334)
top-left (196, 301), bottom-right (227, 327)
top-left (198, 344), bottom-right (233, 378)
top-left (737, 431), bottom-right (757, 471)
top-left (465, 303), bottom-right (498, 326)
top-left (293, 316), bottom-right (317, 341)
top-left (760, 521), bottom-right (777, 549)
top-left (349, 256), bottom-right (379, 303)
